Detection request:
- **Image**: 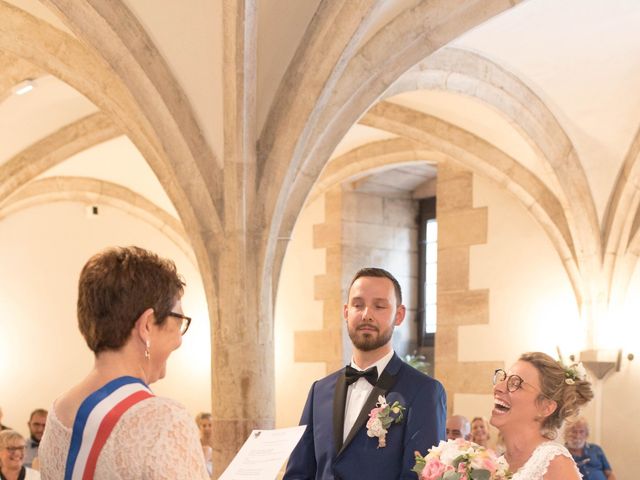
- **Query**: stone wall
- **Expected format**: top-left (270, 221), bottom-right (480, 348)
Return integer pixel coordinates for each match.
top-left (435, 161), bottom-right (501, 415)
top-left (294, 183), bottom-right (419, 375)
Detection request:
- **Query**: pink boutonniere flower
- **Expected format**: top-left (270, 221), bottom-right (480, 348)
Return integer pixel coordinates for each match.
top-left (366, 395), bottom-right (405, 448)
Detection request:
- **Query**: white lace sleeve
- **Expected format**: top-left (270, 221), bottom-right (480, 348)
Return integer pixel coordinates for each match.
top-left (141, 399), bottom-right (210, 479)
top-left (105, 397), bottom-right (210, 480)
top-left (512, 442), bottom-right (581, 480)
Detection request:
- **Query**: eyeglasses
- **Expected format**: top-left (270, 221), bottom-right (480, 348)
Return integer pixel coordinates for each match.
top-left (493, 369), bottom-right (541, 393)
top-left (4, 446), bottom-right (25, 454)
top-left (168, 311), bottom-right (191, 335)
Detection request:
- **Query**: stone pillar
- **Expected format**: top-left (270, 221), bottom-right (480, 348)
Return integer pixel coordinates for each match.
top-left (212, 0), bottom-right (273, 476)
top-left (435, 161), bottom-right (501, 414)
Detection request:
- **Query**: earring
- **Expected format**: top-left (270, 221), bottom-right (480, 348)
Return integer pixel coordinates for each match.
top-left (145, 340), bottom-right (151, 360)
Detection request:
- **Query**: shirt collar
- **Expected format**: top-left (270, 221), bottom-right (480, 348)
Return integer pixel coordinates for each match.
top-left (350, 350), bottom-right (394, 379)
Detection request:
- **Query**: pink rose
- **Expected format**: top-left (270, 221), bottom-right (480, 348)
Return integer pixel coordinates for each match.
top-left (420, 459), bottom-right (453, 480)
top-left (368, 406), bottom-right (383, 418)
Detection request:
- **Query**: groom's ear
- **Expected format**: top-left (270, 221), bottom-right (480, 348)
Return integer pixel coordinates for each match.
top-left (394, 304), bottom-right (406, 326)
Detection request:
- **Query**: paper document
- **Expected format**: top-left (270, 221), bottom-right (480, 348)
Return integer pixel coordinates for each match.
top-left (219, 425), bottom-right (306, 480)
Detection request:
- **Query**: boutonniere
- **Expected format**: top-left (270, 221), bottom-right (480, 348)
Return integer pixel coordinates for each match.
top-left (366, 395), bottom-right (405, 448)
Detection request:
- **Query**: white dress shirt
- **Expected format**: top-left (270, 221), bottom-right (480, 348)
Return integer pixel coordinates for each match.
top-left (343, 350), bottom-right (394, 441)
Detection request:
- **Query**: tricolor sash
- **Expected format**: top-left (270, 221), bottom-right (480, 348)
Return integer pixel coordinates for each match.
top-left (64, 376), bottom-right (154, 480)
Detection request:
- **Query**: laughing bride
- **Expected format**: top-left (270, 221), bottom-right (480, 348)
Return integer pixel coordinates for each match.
top-left (490, 352), bottom-right (593, 480)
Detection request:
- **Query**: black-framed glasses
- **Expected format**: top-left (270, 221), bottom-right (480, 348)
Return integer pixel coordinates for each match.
top-left (493, 368), bottom-right (540, 393)
top-left (168, 311), bottom-right (191, 335)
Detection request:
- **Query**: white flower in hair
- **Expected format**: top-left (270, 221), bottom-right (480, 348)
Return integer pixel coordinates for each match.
top-left (574, 362), bottom-right (587, 380)
top-left (563, 361), bottom-right (588, 384)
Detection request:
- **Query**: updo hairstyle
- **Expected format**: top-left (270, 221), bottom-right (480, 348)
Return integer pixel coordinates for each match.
top-left (519, 352), bottom-right (593, 439)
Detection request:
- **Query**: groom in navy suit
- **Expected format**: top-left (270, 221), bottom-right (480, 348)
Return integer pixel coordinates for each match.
top-left (284, 268), bottom-right (446, 479)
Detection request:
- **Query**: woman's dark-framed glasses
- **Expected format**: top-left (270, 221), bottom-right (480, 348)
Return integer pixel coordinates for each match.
top-left (493, 368), bottom-right (530, 392)
top-left (169, 311), bottom-right (191, 335)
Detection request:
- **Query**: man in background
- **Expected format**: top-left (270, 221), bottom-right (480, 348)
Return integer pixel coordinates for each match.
top-left (446, 414), bottom-right (471, 441)
top-left (24, 408), bottom-right (47, 468)
top-left (565, 417), bottom-right (616, 480)
top-left (0, 406), bottom-right (11, 430)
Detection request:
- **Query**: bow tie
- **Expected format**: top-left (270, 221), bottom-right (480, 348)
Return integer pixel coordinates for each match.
top-left (345, 365), bottom-right (378, 386)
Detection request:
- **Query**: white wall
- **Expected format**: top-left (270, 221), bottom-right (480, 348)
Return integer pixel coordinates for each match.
top-left (274, 195), bottom-right (326, 428)
top-left (456, 172), bottom-right (619, 455)
top-left (600, 263), bottom-right (640, 478)
top-left (0, 201), bottom-right (211, 437)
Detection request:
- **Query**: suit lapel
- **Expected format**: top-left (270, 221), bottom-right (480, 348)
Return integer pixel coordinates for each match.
top-left (338, 355), bottom-right (401, 455)
top-left (333, 370), bottom-right (348, 453)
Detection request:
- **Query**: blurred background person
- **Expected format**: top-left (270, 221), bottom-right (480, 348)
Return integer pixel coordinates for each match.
top-left (195, 412), bottom-right (213, 477)
top-left (38, 246), bottom-right (209, 479)
top-left (565, 417), bottom-right (616, 480)
top-left (446, 415), bottom-right (470, 440)
top-left (23, 409), bottom-right (47, 469)
top-left (0, 430), bottom-right (40, 479)
top-left (470, 416), bottom-right (491, 447)
top-left (0, 407), bottom-right (11, 431)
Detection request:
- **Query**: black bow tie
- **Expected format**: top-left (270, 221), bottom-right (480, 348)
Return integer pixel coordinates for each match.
top-left (345, 365), bottom-right (378, 386)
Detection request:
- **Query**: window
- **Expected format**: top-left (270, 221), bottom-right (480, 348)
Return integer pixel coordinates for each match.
top-left (418, 197), bottom-right (436, 348)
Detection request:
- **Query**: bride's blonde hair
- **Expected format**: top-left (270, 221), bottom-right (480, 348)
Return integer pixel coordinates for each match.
top-left (519, 352), bottom-right (593, 439)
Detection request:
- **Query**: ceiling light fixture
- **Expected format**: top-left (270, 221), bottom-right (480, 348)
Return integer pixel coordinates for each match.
top-left (13, 79), bottom-right (36, 96)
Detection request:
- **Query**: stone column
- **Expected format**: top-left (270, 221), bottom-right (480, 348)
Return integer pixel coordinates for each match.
top-left (212, 0), bottom-right (274, 475)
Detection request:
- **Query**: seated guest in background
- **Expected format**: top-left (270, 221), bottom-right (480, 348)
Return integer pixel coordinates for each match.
top-left (38, 246), bottom-right (209, 479)
top-left (470, 416), bottom-right (490, 447)
top-left (195, 412), bottom-right (214, 477)
top-left (446, 414), bottom-right (470, 440)
top-left (0, 430), bottom-right (41, 479)
top-left (0, 407), bottom-right (11, 431)
top-left (565, 417), bottom-right (616, 480)
top-left (23, 409), bottom-right (47, 469)
top-left (491, 352), bottom-right (593, 480)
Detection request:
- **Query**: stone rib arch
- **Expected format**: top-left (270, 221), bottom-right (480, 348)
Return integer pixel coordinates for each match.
top-left (0, 176), bottom-right (195, 265)
top-left (383, 47), bottom-right (601, 306)
top-left (309, 137), bottom-right (441, 202)
top-left (603, 125), bottom-right (640, 303)
top-left (258, 0), bottom-right (520, 295)
top-left (0, 1), bottom-right (221, 289)
top-left (0, 113), bottom-right (120, 203)
top-left (356, 105), bottom-right (583, 303)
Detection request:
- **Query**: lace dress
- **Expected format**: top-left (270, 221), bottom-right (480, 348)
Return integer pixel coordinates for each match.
top-left (39, 396), bottom-right (209, 480)
top-left (511, 441), bottom-right (582, 480)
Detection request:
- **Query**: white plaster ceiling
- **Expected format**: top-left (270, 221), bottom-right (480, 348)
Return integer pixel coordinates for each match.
top-left (450, 0), bottom-right (640, 222)
top-left (38, 135), bottom-right (179, 218)
top-left (352, 163), bottom-right (436, 198)
top-left (331, 124), bottom-right (398, 159)
top-left (2, 0), bottom-right (640, 236)
top-left (0, 75), bottom-right (97, 163)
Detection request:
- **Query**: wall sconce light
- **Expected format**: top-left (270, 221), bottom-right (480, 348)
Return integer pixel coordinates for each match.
top-left (567, 349), bottom-right (635, 380)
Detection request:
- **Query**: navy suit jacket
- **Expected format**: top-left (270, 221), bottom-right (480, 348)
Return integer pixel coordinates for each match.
top-left (284, 353), bottom-right (446, 480)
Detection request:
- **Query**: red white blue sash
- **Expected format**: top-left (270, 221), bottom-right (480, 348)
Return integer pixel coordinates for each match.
top-left (64, 376), bottom-right (154, 480)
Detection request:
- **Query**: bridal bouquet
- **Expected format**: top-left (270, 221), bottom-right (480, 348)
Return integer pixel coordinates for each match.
top-left (413, 438), bottom-right (511, 480)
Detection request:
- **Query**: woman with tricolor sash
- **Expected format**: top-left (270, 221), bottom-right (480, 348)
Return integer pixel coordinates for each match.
top-left (38, 246), bottom-right (209, 479)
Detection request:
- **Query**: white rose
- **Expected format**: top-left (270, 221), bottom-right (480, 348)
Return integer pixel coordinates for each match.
top-left (367, 418), bottom-right (385, 438)
top-left (440, 441), bottom-right (468, 465)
